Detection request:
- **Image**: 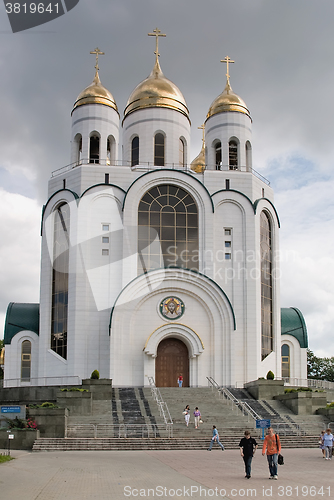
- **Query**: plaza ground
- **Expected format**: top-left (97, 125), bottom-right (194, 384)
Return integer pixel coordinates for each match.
top-left (0, 448), bottom-right (331, 499)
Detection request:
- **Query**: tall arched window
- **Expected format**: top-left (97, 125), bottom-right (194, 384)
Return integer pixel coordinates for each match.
top-left (229, 139), bottom-right (238, 169)
top-left (215, 141), bottom-right (222, 169)
top-left (21, 340), bottom-right (31, 381)
top-left (107, 135), bottom-right (115, 165)
top-left (138, 184), bottom-right (198, 273)
top-left (51, 203), bottom-right (70, 359)
top-left (179, 138), bottom-right (185, 168)
top-left (154, 133), bottom-right (165, 166)
top-left (281, 344), bottom-right (290, 378)
top-left (131, 136), bottom-right (139, 166)
top-left (75, 134), bottom-right (82, 165)
top-left (245, 141), bottom-right (252, 170)
top-left (89, 134), bottom-right (100, 163)
top-left (260, 211), bottom-right (273, 360)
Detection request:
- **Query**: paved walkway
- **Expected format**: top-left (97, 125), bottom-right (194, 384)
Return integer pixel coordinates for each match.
top-left (0, 448), bottom-right (332, 499)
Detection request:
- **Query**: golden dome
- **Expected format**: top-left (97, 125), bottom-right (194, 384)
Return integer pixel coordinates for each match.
top-left (72, 70), bottom-right (119, 115)
top-left (190, 145), bottom-right (206, 173)
top-left (206, 80), bottom-right (251, 121)
top-left (123, 59), bottom-right (189, 122)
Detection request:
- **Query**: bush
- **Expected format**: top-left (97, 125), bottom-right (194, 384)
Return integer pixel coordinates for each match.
top-left (266, 371), bottom-right (275, 380)
top-left (61, 387), bottom-right (88, 392)
top-left (327, 402), bottom-right (334, 408)
top-left (284, 387), bottom-right (312, 394)
top-left (6, 417), bottom-right (26, 429)
top-left (284, 388), bottom-right (297, 393)
top-left (90, 370), bottom-right (100, 380)
top-left (40, 402), bottom-right (59, 408)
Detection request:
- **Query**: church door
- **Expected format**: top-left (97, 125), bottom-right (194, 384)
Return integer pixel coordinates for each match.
top-left (155, 338), bottom-right (189, 387)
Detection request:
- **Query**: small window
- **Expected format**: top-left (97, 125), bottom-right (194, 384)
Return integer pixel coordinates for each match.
top-left (154, 133), bottom-right (165, 166)
top-left (229, 140), bottom-right (238, 168)
top-left (21, 340), bottom-right (31, 381)
top-left (102, 237), bottom-right (109, 244)
top-left (225, 179), bottom-right (230, 190)
top-left (102, 249), bottom-right (109, 256)
top-left (105, 173), bottom-right (109, 184)
top-left (225, 229), bottom-right (231, 236)
top-left (262, 188), bottom-right (265, 198)
top-left (102, 224), bottom-right (109, 231)
top-left (215, 141), bottom-right (222, 169)
top-left (131, 136), bottom-right (139, 167)
top-left (225, 253), bottom-right (231, 260)
top-left (179, 138), bottom-right (185, 168)
top-left (90, 134), bottom-right (100, 164)
top-left (63, 179), bottom-right (66, 189)
top-left (225, 241), bottom-right (231, 248)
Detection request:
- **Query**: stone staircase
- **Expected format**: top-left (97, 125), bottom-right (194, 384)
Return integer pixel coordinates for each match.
top-left (32, 386), bottom-right (326, 452)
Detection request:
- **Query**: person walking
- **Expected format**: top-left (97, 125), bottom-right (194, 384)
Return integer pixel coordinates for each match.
top-left (207, 425), bottom-right (225, 451)
top-left (177, 374), bottom-right (183, 388)
top-left (319, 430), bottom-right (326, 458)
top-left (239, 430), bottom-right (258, 478)
top-left (323, 428), bottom-right (334, 460)
top-left (194, 407), bottom-right (201, 428)
top-left (183, 405), bottom-right (190, 426)
top-left (262, 427), bottom-right (281, 480)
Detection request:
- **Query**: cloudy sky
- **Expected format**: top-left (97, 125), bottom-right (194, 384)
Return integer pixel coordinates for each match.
top-left (0, 0), bottom-right (333, 357)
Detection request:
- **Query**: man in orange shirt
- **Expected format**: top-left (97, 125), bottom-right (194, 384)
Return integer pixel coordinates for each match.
top-left (262, 427), bottom-right (281, 480)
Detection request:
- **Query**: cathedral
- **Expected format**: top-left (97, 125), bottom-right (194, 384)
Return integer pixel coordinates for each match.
top-left (3, 31), bottom-right (308, 388)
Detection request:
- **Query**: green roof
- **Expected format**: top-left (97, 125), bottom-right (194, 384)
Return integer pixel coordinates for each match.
top-left (4, 302), bottom-right (40, 345)
top-left (281, 307), bottom-right (308, 348)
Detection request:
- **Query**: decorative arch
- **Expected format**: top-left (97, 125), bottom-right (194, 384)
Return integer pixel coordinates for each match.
top-left (179, 137), bottom-right (186, 168)
top-left (245, 140), bottom-right (252, 169)
top-left (107, 135), bottom-right (116, 165)
top-left (154, 132), bottom-right (165, 166)
top-left (89, 131), bottom-right (100, 164)
top-left (144, 323), bottom-right (204, 358)
top-left (212, 140), bottom-right (222, 170)
top-left (74, 133), bottom-right (82, 164)
top-left (229, 137), bottom-right (239, 169)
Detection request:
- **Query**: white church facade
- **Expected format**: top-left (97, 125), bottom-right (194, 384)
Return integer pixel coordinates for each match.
top-left (3, 34), bottom-right (308, 388)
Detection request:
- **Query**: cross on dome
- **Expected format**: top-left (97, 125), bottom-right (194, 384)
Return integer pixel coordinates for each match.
top-left (148, 28), bottom-right (166, 63)
top-left (220, 56), bottom-right (235, 85)
top-left (90, 47), bottom-right (105, 72)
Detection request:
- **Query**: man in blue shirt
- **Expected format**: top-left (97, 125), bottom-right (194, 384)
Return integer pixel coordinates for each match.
top-left (207, 425), bottom-right (225, 451)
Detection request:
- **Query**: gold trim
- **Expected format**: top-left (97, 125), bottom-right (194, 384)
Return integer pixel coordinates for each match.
top-left (143, 323), bottom-right (204, 350)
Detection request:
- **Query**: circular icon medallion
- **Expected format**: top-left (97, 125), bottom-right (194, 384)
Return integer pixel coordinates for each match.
top-left (160, 296), bottom-right (185, 320)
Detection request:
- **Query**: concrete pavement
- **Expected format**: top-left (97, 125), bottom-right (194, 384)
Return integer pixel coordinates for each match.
top-left (0, 448), bottom-right (331, 499)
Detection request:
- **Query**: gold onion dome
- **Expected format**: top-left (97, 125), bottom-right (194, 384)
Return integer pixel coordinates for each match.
top-left (206, 80), bottom-right (251, 120)
top-left (123, 59), bottom-right (189, 122)
top-left (72, 70), bottom-right (119, 115)
top-left (190, 145), bottom-right (205, 173)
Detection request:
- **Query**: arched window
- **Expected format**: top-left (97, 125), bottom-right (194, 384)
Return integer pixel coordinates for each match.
top-left (245, 141), bottom-right (252, 170)
top-left (21, 340), bottom-right (31, 381)
top-left (75, 134), bottom-right (82, 165)
top-left (51, 203), bottom-right (70, 359)
top-left (179, 138), bottom-right (185, 168)
top-left (281, 344), bottom-right (290, 378)
top-left (260, 211), bottom-right (273, 360)
top-left (138, 184), bottom-right (198, 273)
top-left (229, 139), bottom-right (238, 169)
top-left (107, 135), bottom-right (115, 165)
top-left (215, 141), bottom-right (222, 169)
top-left (89, 134), bottom-right (100, 163)
top-left (154, 133), bottom-right (165, 166)
top-left (131, 136), bottom-right (139, 166)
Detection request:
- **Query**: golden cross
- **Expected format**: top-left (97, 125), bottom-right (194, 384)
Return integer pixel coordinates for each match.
top-left (220, 55), bottom-right (235, 84)
top-left (198, 124), bottom-right (205, 147)
top-left (90, 47), bottom-right (105, 72)
top-left (148, 28), bottom-right (166, 62)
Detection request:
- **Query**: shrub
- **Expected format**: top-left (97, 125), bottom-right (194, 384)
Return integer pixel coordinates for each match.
top-left (6, 417), bottom-right (26, 429)
top-left (284, 388), bottom-right (297, 393)
top-left (327, 402), bottom-right (334, 408)
top-left (266, 371), bottom-right (275, 380)
top-left (26, 418), bottom-right (38, 429)
top-left (61, 387), bottom-right (88, 392)
top-left (90, 370), bottom-right (100, 380)
top-left (40, 402), bottom-right (59, 408)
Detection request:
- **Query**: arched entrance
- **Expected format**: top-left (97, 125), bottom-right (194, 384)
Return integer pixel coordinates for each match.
top-left (155, 338), bottom-right (189, 387)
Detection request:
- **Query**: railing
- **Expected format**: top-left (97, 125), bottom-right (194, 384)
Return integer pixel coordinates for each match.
top-left (147, 376), bottom-right (173, 434)
top-left (235, 378), bottom-right (334, 390)
top-left (3, 376), bottom-right (82, 388)
top-left (206, 376), bottom-right (261, 421)
top-left (66, 423), bottom-right (172, 439)
top-left (51, 159), bottom-right (270, 186)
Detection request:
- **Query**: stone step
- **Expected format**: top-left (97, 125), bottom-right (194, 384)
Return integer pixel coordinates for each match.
top-left (32, 435), bottom-right (320, 452)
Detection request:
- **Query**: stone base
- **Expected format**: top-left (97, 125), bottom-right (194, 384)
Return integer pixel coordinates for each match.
top-left (274, 392), bottom-right (327, 415)
top-left (244, 379), bottom-right (285, 400)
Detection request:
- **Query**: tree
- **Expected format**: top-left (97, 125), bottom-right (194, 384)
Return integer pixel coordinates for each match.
top-left (307, 349), bottom-right (334, 382)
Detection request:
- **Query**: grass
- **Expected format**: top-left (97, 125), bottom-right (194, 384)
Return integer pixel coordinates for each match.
top-left (0, 455), bottom-right (14, 464)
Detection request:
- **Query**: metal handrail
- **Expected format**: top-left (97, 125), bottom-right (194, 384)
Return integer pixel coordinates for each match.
top-left (147, 376), bottom-right (173, 427)
top-left (66, 422), bottom-right (173, 439)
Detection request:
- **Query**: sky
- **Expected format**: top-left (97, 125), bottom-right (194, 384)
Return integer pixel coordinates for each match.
top-left (0, 0), bottom-right (333, 357)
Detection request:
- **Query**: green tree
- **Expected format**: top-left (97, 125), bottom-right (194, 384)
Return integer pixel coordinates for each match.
top-left (307, 349), bottom-right (334, 382)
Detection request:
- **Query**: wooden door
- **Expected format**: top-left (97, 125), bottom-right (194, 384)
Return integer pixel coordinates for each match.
top-left (155, 338), bottom-right (189, 387)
